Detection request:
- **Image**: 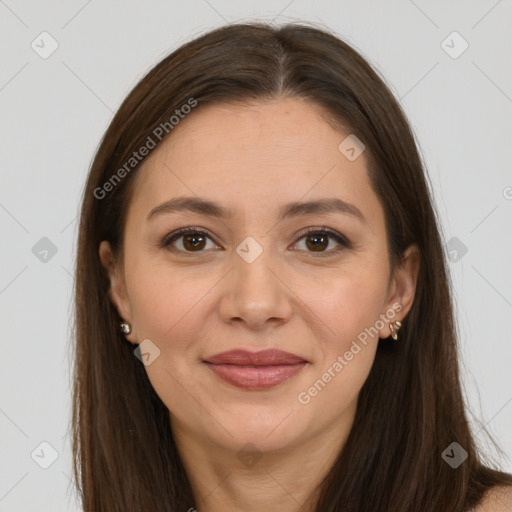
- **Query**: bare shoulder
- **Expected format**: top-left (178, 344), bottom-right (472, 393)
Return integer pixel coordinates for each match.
top-left (472, 485), bottom-right (512, 512)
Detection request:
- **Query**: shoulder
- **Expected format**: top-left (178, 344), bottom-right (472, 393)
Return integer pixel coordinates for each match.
top-left (472, 485), bottom-right (512, 512)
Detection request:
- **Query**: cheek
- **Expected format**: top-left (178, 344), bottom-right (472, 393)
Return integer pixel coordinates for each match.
top-left (295, 275), bottom-right (387, 412)
top-left (127, 262), bottom-right (213, 346)
top-left (126, 265), bottom-right (215, 415)
top-left (337, 280), bottom-right (387, 340)
top-left (299, 262), bottom-right (389, 351)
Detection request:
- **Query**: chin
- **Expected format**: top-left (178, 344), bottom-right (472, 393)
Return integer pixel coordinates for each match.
top-left (207, 404), bottom-right (309, 453)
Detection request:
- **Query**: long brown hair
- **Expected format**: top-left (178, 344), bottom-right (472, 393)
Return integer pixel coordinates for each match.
top-left (72, 22), bottom-right (512, 511)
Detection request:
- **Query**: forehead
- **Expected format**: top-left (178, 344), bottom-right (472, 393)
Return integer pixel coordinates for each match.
top-left (157, 98), bottom-right (351, 172)
top-left (127, 98), bottom-right (383, 228)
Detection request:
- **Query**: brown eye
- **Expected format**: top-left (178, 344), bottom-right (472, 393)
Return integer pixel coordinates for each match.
top-left (293, 228), bottom-right (351, 255)
top-left (182, 233), bottom-right (207, 251)
top-left (162, 227), bottom-right (351, 256)
top-left (305, 232), bottom-right (329, 252)
top-left (162, 228), bottom-right (218, 253)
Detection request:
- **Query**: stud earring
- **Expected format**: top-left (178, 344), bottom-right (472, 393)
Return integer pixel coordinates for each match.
top-left (120, 322), bottom-right (131, 335)
top-left (389, 320), bottom-right (402, 341)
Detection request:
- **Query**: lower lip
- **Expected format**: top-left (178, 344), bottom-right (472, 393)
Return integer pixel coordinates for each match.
top-left (204, 362), bottom-right (307, 390)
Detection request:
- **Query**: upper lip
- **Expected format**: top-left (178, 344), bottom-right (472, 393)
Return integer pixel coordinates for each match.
top-left (204, 349), bottom-right (306, 366)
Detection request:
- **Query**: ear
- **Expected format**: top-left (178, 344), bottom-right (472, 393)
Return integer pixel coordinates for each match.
top-left (99, 240), bottom-right (137, 344)
top-left (379, 243), bottom-right (420, 339)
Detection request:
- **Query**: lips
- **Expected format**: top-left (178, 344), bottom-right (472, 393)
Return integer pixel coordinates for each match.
top-left (205, 349), bottom-right (306, 366)
top-left (203, 349), bottom-right (307, 390)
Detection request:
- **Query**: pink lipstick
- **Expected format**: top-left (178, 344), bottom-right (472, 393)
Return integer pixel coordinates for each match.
top-left (203, 349), bottom-right (307, 390)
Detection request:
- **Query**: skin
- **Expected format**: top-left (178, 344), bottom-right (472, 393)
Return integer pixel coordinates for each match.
top-left (100, 98), bottom-right (420, 511)
top-left (470, 486), bottom-right (512, 512)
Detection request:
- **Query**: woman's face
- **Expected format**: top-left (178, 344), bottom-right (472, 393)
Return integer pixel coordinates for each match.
top-left (101, 98), bottom-right (418, 456)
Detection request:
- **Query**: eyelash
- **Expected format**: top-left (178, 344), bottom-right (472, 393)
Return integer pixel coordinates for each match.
top-left (160, 226), bottom-right (352, 256)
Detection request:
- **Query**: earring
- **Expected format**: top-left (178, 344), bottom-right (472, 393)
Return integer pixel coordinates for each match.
top-left (120, 322), bottom-right (131, 335)
top-left (389, 320), bottom-right (402, 341)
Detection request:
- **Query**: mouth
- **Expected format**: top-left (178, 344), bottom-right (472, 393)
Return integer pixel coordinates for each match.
top-left (203, 349), bottom-right (308, 390)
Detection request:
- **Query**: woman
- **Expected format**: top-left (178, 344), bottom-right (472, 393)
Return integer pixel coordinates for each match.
top-left (72, 22), bottom-right (512, 511)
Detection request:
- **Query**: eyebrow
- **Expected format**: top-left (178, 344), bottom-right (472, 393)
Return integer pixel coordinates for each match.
top-left (147, 196), bottom-right (368, 225)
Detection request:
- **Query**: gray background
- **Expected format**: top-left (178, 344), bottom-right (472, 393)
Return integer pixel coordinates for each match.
top-left (1, 1), bottom-right (511, 510)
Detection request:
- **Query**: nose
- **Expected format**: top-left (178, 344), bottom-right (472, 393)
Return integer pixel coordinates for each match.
top-left (218, 243), bottom-right (293, 331)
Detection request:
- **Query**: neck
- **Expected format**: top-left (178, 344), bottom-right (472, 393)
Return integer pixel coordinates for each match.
top-left (171, 404), bottom-right (356, 512)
